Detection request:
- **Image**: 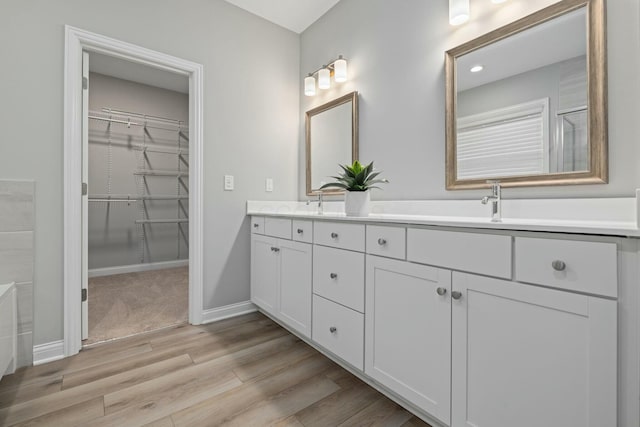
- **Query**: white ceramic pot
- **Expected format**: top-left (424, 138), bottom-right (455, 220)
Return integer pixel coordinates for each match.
top-left (345, 190), bottom-right (370, 217)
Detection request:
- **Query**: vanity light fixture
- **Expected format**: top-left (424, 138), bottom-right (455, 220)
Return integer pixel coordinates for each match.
top-left (449, 0), bottom-right (470, 26)
top-left (303, 55), bottom-right (348, 96)
top-left (470, 65), bottom-right (484, 73)
top-left (491, 0), bottom-right (508, 3)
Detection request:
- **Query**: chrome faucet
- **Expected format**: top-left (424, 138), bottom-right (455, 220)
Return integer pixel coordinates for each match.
top-left (316, 191), bottom-right (324, 215)
top-left (481, 181), bottom-right (501, 222)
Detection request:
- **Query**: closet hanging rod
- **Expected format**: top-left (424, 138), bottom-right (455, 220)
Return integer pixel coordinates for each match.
top-left (90, 194), bottom-right (189, 201)
top-left (88, 115), bottom-right (140, 126)
top-left (89, 198), bottom-right (138, 203)
top-left (135, 219), bottom-right (189, 224)
top-left (132, 145), bottom-right (189, 155)
top-left (101, 108), bottom-right (186, 126)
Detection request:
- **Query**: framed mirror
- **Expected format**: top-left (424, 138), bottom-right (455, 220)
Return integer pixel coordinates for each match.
top-left (445, 0), bottom-right (607, 189)
top-left (306, 91), bottom-right (359, 195)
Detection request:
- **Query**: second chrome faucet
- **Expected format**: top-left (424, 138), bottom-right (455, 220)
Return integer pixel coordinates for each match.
top-left (481, 181), bottom-right (501, 222)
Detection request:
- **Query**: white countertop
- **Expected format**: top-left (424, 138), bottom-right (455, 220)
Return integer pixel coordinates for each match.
top-left (247, 191), bottom-right (640, 237)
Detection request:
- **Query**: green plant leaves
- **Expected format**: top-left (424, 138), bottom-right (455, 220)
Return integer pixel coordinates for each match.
top-left (318, 161), bottom-right (389, 192)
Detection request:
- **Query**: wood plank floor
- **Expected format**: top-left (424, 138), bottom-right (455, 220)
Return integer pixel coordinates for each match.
top-left (0, 312), bottom-right (433, 427)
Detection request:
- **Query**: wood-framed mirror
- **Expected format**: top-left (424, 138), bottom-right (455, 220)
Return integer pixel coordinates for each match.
top-left (445, 0), bottom-right (607, 190)
top-left (306, 91), bottom-right (359, 195)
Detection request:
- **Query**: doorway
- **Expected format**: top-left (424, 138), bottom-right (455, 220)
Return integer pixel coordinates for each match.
top-left (64, 26), bottom-right (204, 356)
top-left (84, 59), bottom-right (190, 344)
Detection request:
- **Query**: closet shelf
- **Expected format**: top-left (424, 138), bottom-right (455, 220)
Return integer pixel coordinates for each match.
top-left (136, 219), bottom-right (189, 224)
top-left (134, 170), bottom-right (189, 177)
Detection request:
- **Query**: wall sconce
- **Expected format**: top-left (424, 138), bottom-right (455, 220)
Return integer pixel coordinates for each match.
top-left (304, 55), bottom-right (348, 96)
top-left (449, 0), bottom-right (470, 26)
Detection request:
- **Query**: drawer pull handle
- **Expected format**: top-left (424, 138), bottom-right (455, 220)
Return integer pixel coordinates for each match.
top-left (329, 326), bottom-right (337, 333)
top-left (451, 291), bottom-right (462, 300)
top-left (270, 247), bottom-right (280, 253)
top-left (436, 287), bottom-right (447, 296)
top-left (330, 273), bottom-right (338, 279)
top-left (377, 238), bottom-right (387, 245)
top-left (552, 260), bottom-right (566, 271)
top-left (297, 228), bottom-right (304, 234)
top-left (331, 232), bottom-right (339, 239)
top-left (253, 223), bottom-right (259, 228)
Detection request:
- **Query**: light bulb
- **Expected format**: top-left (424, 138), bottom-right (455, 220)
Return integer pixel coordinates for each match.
top-left (304, 75), bottom-right (316, 96)
top-left (318, 68), bottom-right (331, 90)
top-left (449, 0), bottom-right (469, 26)
top-left (334, 57), bottom-right (347, 83)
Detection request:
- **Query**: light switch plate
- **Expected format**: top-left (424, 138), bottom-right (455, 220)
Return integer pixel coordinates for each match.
top-left (224, 175), bottom-right (234, 191)
top-left (265, 178), bottom-right (274, 192)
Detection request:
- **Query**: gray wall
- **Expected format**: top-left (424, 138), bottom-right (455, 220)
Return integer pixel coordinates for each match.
top-left (0, 0), bottom-right (300, 346)
top-left (299, 0), bottom-right (640, 200)
top-left (88, 73), bottom-right (189, 269)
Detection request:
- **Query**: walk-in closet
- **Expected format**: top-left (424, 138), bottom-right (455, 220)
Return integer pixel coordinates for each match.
top-left (86, 56), bottom-right (190, 345)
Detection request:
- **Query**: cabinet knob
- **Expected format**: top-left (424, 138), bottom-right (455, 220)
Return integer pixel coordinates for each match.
top-left (436, 287), bottom-right (447, 296)
top-left (377, 238), bottom-right (387, 246)
top-left (297, 228), bottom-right (304, 234)
top-left (551, 260), bottom-right (566, 271)
top-left (270, 247), bottom-right (280, 253)
top-left (253, 223), bottom-right (259, 228)
top-left (331, 232), bottom-right (339, 239)
top-left (330, 273), bottom-right (338, 279)
top-left (451, 291), bottom-right (462, 300)
top-left (329, 326), bottom-right (337, 333)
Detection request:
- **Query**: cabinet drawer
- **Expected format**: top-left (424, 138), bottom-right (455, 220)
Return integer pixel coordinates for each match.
top-left (314, 221), bottom-right (365, 252)
top-left (313, 295), bottom-right (364, 371)
top-left (264, 217), bottom-right (292, 239)
top-left (366, 225), bottom-right (406, 260)
top-left (515, 237), bottom-right (617, 298)
top-left (313, 245), bottom-right (365, 312)
top-left (407, 229), bottom-right (512, 279)
top-left (292, 220), bottom-right (313, 243)
top-left (251, 216), bottom-right (264, 234)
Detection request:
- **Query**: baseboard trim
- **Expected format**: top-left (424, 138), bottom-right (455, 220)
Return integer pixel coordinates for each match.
top-left (88, 260), bottom-right (189, 278)
top-left (201, 301), bottom-right (257, 324)
top-left (33, 340), bottom-right (65, 366)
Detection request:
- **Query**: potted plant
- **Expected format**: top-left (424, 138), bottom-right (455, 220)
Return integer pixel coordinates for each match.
top-left (320, 160), bottom-right (389, 217)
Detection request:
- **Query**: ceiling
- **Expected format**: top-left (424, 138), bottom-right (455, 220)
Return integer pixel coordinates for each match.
top-left (89, 52), bottom-right (189, 94)
top-left (223, 0), bottom-right (341, 33)
top-left (457, 7), bottom-right (586, 92)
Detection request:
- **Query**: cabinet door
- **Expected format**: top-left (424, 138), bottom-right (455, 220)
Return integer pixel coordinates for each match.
top-left (365, 256), bottom-right (452, 425)
top-left (451, 272), bottom-right (616, 427)
top-left (250, 234), bottom-right (278, 314)
top-left (278, 240), bottom-right (312, 338)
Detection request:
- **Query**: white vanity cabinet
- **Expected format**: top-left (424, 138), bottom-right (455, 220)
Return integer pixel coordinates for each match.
top-left (250, 218), bottom-right (312, 338)
top-left (451, 272), bottom-right (617, 427)
top-left (249, 214), bottom-right (620, 427)
top-left (365, 256), bottom-right (452, 425)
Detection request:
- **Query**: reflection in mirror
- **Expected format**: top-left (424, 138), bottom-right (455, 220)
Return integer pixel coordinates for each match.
top-left (445, 0), bottom-right (607, 189)
top-left (306, 92), bottom-right (358, 195)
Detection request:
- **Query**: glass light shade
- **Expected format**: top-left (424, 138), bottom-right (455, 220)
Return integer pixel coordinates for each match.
top-left (304, 75), bottom-right (316, 96)
top-left (318, 68), bottom-right (331, 89)
top-left (449, 0), bottom-right (469, 26)
top-left (334, 58), bottom-right (348, 83)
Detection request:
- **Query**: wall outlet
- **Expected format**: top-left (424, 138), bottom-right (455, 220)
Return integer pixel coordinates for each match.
top-left (224, 175), bottom-right (234, 191)
top-left (265, 178), bottom-right (274, 192)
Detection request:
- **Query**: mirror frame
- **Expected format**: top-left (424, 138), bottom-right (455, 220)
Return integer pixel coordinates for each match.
top-left (306, 91), bottom-right (359, 196)
top-left (445, 0), bottom-right (607, 190)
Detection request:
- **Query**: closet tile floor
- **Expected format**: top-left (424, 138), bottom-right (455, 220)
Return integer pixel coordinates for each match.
top-left (86, 266), bottom-right (189, 345)
top-left (0, 312), bottom-right (432, 426)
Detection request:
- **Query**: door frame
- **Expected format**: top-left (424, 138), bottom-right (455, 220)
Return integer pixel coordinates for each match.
top-left (63, 26), bottom-right (204, 357)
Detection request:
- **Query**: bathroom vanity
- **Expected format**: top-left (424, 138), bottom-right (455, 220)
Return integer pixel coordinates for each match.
top-left (248, 197), bottom-right (640, 427)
